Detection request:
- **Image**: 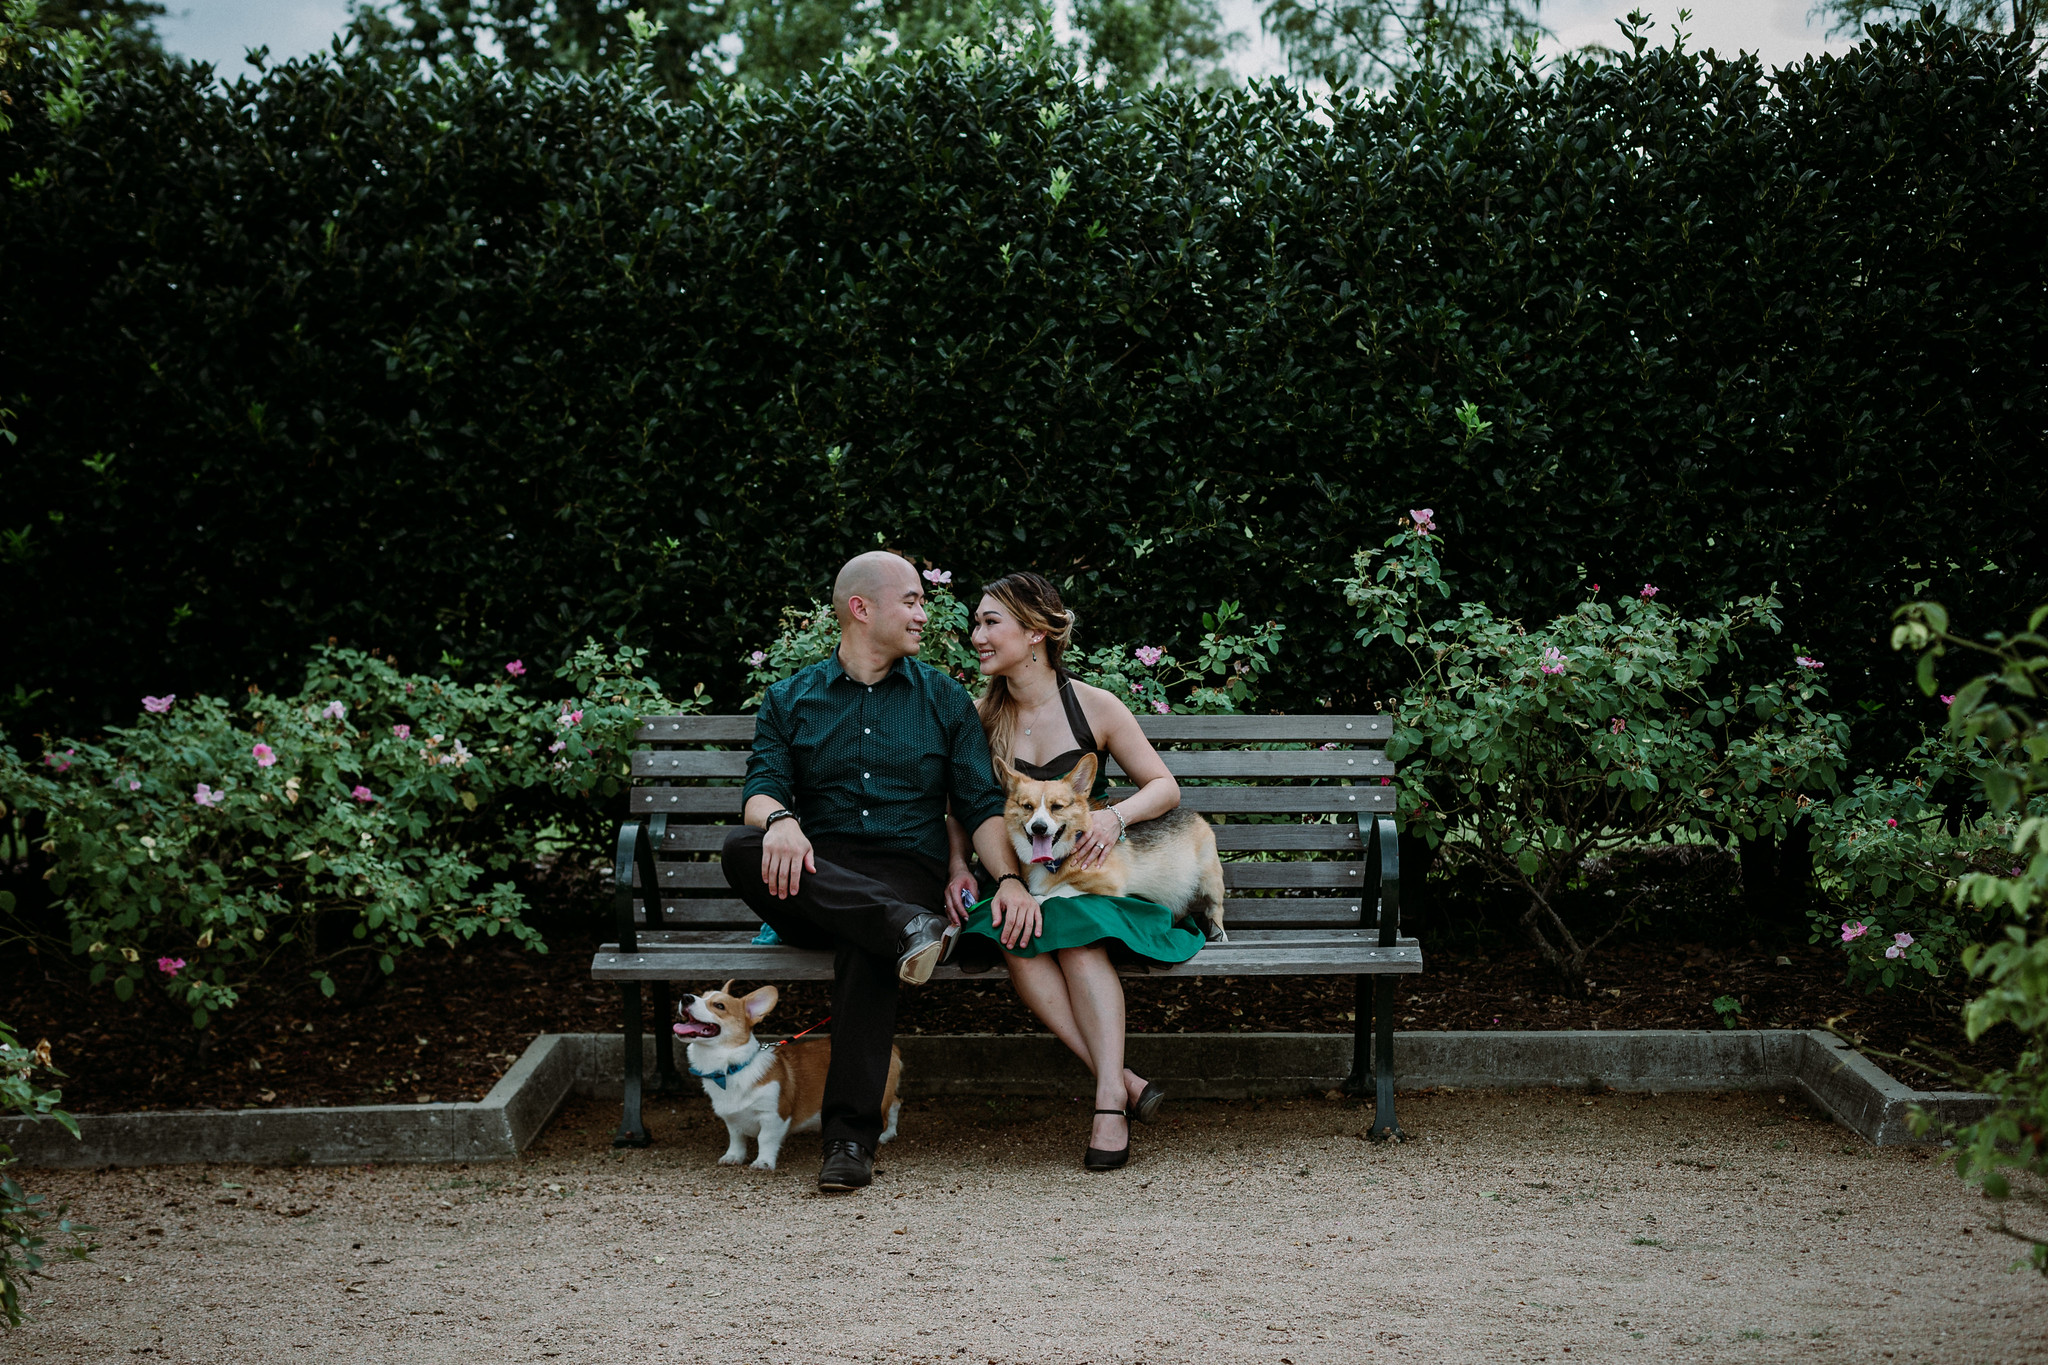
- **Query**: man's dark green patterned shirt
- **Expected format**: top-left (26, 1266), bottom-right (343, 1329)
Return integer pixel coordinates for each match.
top-left (742, 651), bottom-right (1007, 866)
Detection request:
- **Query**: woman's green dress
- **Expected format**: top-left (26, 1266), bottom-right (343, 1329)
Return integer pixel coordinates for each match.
top-left (958, 890), bottom-right (1206, 965)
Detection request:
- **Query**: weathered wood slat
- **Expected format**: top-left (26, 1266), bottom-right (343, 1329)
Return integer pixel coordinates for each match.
top-left (1103, 787), bottom-right (1396, 813)
top-left (630, 896), bottom-right (1367, 928)
top-left (647, 823), bottom-right (1364, 853)
top-left (632, 714), bottom-right (1392, 746)
top-left (591, 937), bottom-right (1421, 980)
top-left (1137, 716), bottom-right (1391, 742)
top-left (1211, 825), bottom-right (1360, 851)
top-left (631, 785), bottom-right (1397, 815)
top-left (634, 716), bottom-right (758, 742)
top-left (631, 749), bottom-right (1396, 781)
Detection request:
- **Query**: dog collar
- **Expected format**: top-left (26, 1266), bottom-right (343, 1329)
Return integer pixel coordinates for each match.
top-left (688, 1042), bottom-right (762, 1089)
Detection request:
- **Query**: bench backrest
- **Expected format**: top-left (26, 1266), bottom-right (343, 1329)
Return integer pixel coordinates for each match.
top-left (619, 713), bottom-right (1398, 938)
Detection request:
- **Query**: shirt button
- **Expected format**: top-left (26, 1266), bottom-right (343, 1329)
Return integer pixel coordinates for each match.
top-left (861, 809), bottom-right (869, 817)
top-left (864, 727), bottom-right (871, 734)
top-left (863, 772), bottom-right (870, 779)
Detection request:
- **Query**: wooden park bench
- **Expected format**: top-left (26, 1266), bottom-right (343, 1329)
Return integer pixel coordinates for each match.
top-left (594, 714), bottom-right (1417, 1147)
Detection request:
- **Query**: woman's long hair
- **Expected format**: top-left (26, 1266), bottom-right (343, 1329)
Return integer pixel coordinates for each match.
top-left (975, 571), bottom-right (1077, 769)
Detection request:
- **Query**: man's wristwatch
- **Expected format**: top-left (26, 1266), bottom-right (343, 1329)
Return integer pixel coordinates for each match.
top-left (764, 809), bottom-right (800, 832)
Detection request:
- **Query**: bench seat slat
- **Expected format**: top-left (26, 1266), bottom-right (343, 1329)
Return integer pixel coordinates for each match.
top-left (630, 750), bottom-right (1395, 780)
top-left (633, 714), bottom-right (1393, 745)
top-left (631, 896), bottom-right (1369, 928)
top-left (648, 822), bottom-right (1365, 853)
top-left (631, 786), bottom-right (1397, 814)
top-left (591, 936), bottom-right (1420, 980)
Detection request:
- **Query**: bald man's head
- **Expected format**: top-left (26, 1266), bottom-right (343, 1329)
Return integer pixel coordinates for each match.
top-left (833, 550), bottom-right (919, 624)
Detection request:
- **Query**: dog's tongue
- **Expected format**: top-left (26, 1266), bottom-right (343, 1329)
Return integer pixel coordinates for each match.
top-left (1029, 833), bottom-right (1056, 864)
top-left (673, 1020), bottom-right (716, 1038)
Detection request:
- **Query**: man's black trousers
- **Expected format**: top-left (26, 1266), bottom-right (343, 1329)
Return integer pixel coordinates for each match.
top-left (720, 828), bottom-right (943, 1151)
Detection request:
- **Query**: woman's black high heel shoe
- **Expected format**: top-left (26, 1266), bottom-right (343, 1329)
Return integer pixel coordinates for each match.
top-left (1130, 1082), bottom-right (1166, 1124)
top-left (1084, 1109), bottom-right (1130, 1171)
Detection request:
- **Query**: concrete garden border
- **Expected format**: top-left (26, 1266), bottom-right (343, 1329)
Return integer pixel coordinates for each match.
top-left (2, 1029), bottom-right (1995, 1168)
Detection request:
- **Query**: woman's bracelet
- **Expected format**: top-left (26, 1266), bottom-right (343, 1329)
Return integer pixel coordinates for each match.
top-left (996, 872), bottom-right (1026, 891)
top-left (1109, 806), bottom-right (1128, 842)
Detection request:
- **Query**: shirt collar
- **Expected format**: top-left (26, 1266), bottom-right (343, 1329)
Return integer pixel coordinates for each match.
top-left (827, 648), bottom-right (912, 687)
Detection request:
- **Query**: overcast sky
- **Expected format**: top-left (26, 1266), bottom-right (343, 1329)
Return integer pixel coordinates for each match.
top-left (157, 0), bottom-right (1861, 81)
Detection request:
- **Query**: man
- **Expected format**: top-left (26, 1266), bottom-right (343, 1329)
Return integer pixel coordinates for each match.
top-left (723, 549), bottom-right (1039, 1192)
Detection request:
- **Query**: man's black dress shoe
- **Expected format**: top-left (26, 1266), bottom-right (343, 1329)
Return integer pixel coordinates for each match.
top-left (817, 1140), bottom-right (875, 1191)
top-left (896, 913), bottom-right (951, 985)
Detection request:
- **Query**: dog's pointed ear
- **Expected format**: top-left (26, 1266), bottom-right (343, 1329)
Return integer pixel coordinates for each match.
top-left (741, 985), bottom-right (779, 1022)
top-left (993, 752), bottom-right (1023, 792)
top-left (1063, 751), bottom-right (1098, 798)
top-left (720, 979), bottom-right (736, 997)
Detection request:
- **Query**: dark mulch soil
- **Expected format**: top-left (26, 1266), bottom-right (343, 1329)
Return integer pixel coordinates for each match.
top-left (2, 849), bottom-right (2016, 1113)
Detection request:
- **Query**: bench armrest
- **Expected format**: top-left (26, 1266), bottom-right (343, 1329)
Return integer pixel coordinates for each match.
top-left (1371, 814), bottom-right (1400, 948)
top-left (611, 813), bottom-right (666, 954)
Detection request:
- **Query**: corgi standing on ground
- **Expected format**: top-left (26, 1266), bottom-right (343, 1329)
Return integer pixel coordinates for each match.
top-left (672, 983), bottom-right (902, 1171)
top-left (1002, 751), bottom-right (1228, 941)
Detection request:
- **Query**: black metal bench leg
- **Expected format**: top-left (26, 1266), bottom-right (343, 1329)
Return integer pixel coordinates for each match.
top-left (650, 981), bottom-right (684, 1096)
top-left (1342, 974), bottom-right (1371, 1098)
top-left (613, 981), bottom-right (652, 1148)
top-left (1367, 975), bottom-right (1404, 1142)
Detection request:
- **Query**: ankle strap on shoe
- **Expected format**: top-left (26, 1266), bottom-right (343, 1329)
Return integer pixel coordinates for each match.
top-left (1094, 1108), bottom-right (1126, 1116)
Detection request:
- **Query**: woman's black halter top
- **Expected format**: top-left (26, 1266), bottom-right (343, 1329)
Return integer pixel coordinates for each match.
top-left (1010, 673), bottom-right (1112, 799)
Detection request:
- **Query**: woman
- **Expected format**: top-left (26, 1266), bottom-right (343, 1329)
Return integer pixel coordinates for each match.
top-left (944, 572), bottom-right (1205, 1170)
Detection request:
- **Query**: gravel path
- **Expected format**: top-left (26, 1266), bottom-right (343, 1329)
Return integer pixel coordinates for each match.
top-left (9, 1087), bottom-right (2044, 1363)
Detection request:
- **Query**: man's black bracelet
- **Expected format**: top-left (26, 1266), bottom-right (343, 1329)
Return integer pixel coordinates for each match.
top-left (764, 809), bottom-right (800, 832)
top-left (995, 873), bottom-right (1026, 890)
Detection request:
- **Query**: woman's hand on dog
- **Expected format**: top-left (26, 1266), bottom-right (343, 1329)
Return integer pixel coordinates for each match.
top-left (761, 820), bottom-right (817, 898)
top-left (1069, 809), bottom-right (1122, 870)
top-left (990, 879), bottom-right (1041, 949)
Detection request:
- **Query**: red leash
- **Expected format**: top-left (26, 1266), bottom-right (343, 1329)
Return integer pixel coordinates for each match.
top-left (772, 1016), bottom-right (831, 1048)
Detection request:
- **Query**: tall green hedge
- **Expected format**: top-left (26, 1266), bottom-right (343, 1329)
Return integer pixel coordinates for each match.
top-left (1, 15), bottom-right (2042, 757)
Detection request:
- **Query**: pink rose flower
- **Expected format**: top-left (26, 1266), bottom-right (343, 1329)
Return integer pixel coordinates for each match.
top-left (1610, 717), bottom-right (1626, 734)
top-left (1939, 694), bottom-right (1955, 706)
top-left (1589, 583), bottom-right (1601, 594)
top-left (548, 740), bottom-right (566, 754)
top-left (44, 751), bottom-right (74, 773)
top-left (128, 779), bottom-right (141, 791)
top-left (321, 700), bottom-right (347, 721)
top-left (749, 650), bottom-right (767, 666)
top-left (922, 568), bottom-right (952, 585)
top-left (1152, 700), bottom-right (1170, 715)
top-left (1795, 656), bottom-right (1824, 670)
top-left (193, 783), bottom-right (224, 807)
top-left (505, 660), bottom-right (526, 678)
top-left (1135, 646), bottom-right (1164, 667)
top-left (557, 709), bottom-right (583, 727)
top-left (142, 695), bottom-right (175, 713)
top-left (392, 724), bottom-right (411, 740)
top-left (1840, 920), bottom-right (1868, 943)
top-left (157, 956), bottom-right (186, 977)
top-left (1885, 818), bottom-right (1898, 829)
top-left (1540, 647), bottom-right (1565, 676)
top-left (351, 785), bottom-right (375, 803)
top-left (1639, 583), bottom-right (1658, 599)
top-left (1408, 508), bottom-right (1436, 536)
top-left (252, 743), bottom-right (277, 768)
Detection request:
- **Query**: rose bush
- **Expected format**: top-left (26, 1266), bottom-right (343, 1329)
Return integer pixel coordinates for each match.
top-left (0, 641), bottom-right (700, 1027)
top-left (0, 1021), bottom-right (91, 1329)
top-left (1348, 512), bottom-right (1847, 995)
top-left (1805, 727), bottom-right (2029, 992)
top-left (1892, 602), bottom-right (2048, 1273)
